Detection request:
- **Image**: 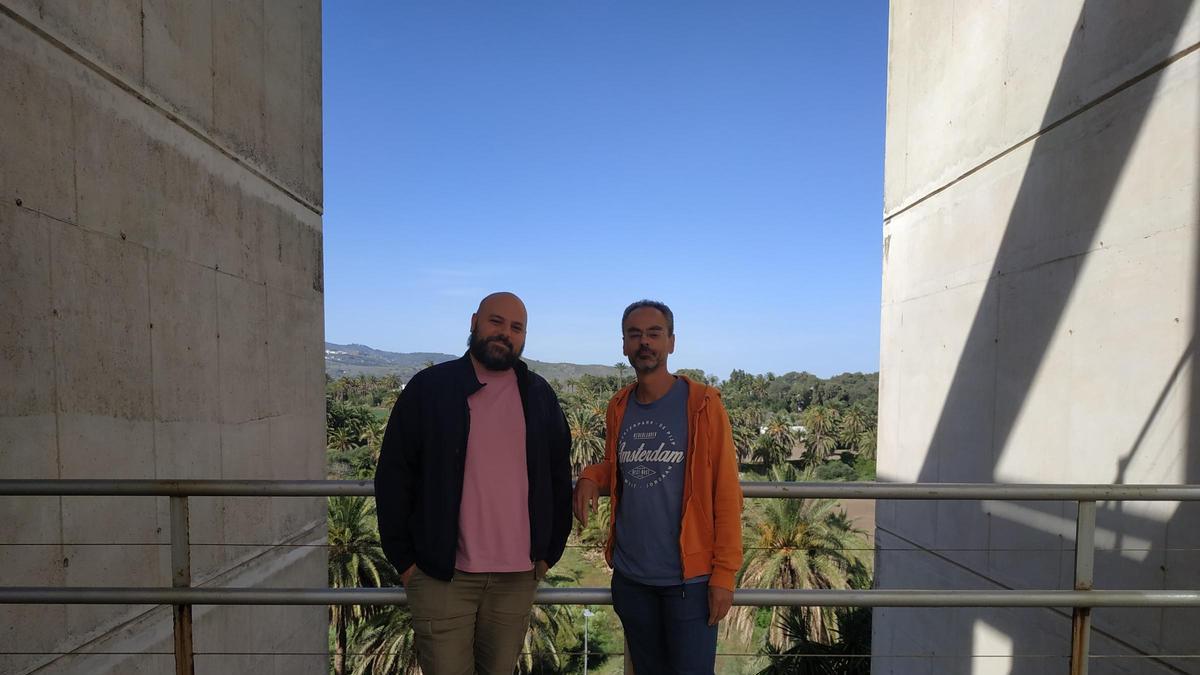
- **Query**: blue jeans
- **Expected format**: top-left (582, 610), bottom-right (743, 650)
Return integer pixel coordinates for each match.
top-left (611, 569), bottom-right (718, 675)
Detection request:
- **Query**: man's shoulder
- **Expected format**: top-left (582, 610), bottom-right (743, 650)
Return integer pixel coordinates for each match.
top-left (689, 381), bottom-right (731, 433)
top-left (681, 376), bottom-right (725, 406)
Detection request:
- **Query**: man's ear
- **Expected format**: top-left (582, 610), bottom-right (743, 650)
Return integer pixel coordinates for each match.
top-left (668, 334), bottom-right (676, 355)
top-left (469, 313), bottom-right (477, 332)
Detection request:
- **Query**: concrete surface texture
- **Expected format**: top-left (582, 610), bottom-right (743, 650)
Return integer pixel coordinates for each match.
top-left (0, 1), bottom-right (326, 673)
top-left (876, 1), bottom-right (1200, 673)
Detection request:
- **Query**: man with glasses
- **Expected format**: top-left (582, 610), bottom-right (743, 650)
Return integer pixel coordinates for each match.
top-left (574, 299), bottom-right (743, 674)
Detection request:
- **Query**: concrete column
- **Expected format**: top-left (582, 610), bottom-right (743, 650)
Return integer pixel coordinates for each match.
top-left (0, 0), bottom-right (327, 672)
top-left (876, 1), bottom-right (1200, 673)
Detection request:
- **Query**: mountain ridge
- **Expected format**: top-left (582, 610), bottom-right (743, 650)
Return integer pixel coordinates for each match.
top-left (325, 342), bottom-right (620, 382)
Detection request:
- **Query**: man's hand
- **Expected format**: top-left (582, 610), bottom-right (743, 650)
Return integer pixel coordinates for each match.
top-left (400, 565), bottom-right (415, 586)
top-left (573, 478), bottom-right (600, 527)
top-left (708, 586), bottom-right (733, 626)
top-left (534, 560), bottom-right (549, 581)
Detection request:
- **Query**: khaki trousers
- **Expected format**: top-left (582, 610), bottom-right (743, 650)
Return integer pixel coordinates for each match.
top-left (406, 568), bottom-right (539, 675)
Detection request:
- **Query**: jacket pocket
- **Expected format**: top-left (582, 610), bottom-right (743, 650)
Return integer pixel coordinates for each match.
top-left (683, 499), bottom-right (714, 554)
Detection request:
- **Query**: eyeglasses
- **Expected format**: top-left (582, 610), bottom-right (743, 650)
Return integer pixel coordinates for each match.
top-left (623, 330), bottom-right (665, 341)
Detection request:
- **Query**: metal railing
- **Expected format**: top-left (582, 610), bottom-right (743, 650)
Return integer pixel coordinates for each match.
top-left (3, 479), bottom-right (1200, 675)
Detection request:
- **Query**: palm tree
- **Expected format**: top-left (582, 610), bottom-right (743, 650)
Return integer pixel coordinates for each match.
top-left (352, 374), bottom-right (370, 402)
top-left (328, 496), bottom-right (395, 675)
top-left (763, 417), bottom-right (798, 458)
top-left (800, 405), bottom-right (840, 438)
top-left (803, 433), bottom-right (839, 465)
top-left (733, 466), bottom-right (869, 647)
top-left (728, 408), bottom-right (763, 463)
top-left (800, 406), bottom-right (841, 465)
top-left (855, 427), bottom-right (877, 460)
top-left (517, 601), bottom-right (573, 674)
top-left (348, 606), bottom-right (420, 675)
top-left (752, 435), bottom-right (789, 467)
top-left (565, 405), bottom-right (605, 474)
top-left (750, 416), bottom-right (797, 467)
top-left (749, 376), bottom-right (769, 404)
top-left (381, 388), bottom-right (401, 411)
top-left (585, 393), bottom-right (607, 417)
top-left (359, 418), bottom-right (386, 449)
top-left (614, 362), bottom-right (630, 384)
top-left (329, 427), bottom-right (358, 453)
top-left (838, 406), bottom-right (869, 449)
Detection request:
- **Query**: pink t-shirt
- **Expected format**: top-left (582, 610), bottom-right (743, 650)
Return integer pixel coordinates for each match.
top-left (455, 361), bottom-right (532, 572)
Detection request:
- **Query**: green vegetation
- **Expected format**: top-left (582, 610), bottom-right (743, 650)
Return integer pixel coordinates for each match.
top-left (325, 364), bottom-right (878, 673)
top-left (733, 466), bottom-right (871, 649)
top-left (756, 606), bottom-right (872, 674)
top-left (327, 495), bottom-right (410, 674)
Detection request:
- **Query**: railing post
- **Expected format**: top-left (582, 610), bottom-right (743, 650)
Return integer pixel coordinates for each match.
top-left (1069, 500), bottom-right (1096, 675)
top-left (170, 496), bottom-right (195, 675)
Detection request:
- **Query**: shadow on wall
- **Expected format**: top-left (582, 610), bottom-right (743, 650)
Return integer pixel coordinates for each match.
top-left (877, 1), bottom-right (1198, 673)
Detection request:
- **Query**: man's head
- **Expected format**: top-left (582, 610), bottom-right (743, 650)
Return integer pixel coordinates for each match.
top-left (621, 299), bottom-right (675, 375)
top-left (468, 292), bottom-right (528, 371)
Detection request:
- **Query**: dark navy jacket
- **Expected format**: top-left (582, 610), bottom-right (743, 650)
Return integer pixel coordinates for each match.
top-left (374, 353), bottom-right (573, 581)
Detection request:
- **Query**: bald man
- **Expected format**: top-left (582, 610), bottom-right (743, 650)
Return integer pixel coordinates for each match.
top-left (375, 292), bottom-right (573, 674)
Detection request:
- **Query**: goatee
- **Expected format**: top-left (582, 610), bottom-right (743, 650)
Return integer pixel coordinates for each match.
top-left (468, 329), bottom-right (522, 371)
top-left (630, 350), bottom-right (660, 374)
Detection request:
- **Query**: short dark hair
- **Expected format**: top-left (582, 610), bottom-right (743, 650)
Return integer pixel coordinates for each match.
top-left (622, 299), bottom-right (674, 336)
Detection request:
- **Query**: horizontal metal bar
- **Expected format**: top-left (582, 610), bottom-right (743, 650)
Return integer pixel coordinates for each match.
top-left (740, 483), bottom-right (1200, 501)
top-left (0, 480), bottom-right (374, 497)
top-left (8, 651), bottom-right (1200, 660)
top-left (2, 587), bottom-right (1199, 608)
top-left (1, 479), bottom-right (1198, 501)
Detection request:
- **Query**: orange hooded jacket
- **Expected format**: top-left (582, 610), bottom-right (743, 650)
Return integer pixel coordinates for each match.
top-left (580, 375), bottom-right (744, 591)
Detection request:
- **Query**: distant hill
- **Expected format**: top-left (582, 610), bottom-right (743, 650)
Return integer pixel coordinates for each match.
top-left (325, 342), bottom-right (620, 382)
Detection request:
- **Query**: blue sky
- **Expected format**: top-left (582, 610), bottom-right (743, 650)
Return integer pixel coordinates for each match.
top-left (322, 2), bottom-right (888, 379)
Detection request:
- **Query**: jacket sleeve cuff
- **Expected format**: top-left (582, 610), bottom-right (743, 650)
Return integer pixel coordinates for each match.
top-left (579, 463), bottom-right (609, 489)
top-left (709, 566), bottom-right (737, 592)
top-left (382, 546), bottom-right (414, 582)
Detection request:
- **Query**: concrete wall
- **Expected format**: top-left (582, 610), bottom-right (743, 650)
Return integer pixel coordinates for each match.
top-left (0, 1), bottom-right (326, 673)
top-left (876, 1), bottom-right (1200, 673)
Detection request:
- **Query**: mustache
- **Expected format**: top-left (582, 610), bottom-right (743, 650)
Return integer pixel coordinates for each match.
top-left (486, 335), bottom-right (514, 349)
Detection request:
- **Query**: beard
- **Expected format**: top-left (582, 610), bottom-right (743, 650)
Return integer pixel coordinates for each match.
top-left (468, 328), bottom-right (523, 371)
top-left (629, 348), bottom-right (662, 374)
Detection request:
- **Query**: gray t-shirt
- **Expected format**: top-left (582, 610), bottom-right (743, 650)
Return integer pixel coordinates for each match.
top-left (613, 377), bottom-right (704, 586)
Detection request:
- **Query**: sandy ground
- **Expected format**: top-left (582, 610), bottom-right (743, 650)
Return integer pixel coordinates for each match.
top-left (840, 499), bottom-right (877, 544)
